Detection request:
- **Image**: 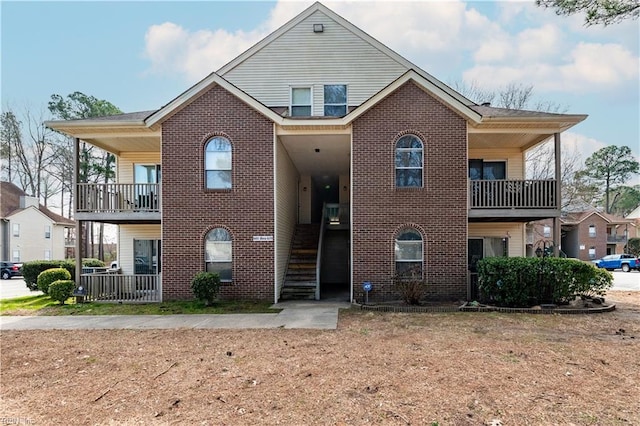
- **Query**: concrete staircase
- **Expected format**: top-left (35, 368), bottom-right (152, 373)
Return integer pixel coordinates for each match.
top-left (280, 224), bottom-right (320, 300)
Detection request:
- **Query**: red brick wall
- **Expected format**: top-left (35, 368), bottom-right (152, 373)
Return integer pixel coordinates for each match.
top-left (576, 215), bottom-right (608, 261)
top-left (352, 81), bottom-right (468, 301)
top-left (161, 85), bottom-right (275, 300)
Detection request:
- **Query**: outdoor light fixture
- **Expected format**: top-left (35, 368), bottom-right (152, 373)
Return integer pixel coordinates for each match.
top-left (315, 148), bottom-right (320, 152)
top-left (313, 24), bottom-right (324, 33)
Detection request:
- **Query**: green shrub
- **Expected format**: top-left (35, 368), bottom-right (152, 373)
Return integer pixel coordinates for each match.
top-left (191, 272), bottom-right (222, 306)
top-left (82, 258), bottom-right (106, 267)
top-left (477, 257), bottom-right (612, 307)
top-left (22, 259), bottom-right (105, 290)
top-left (37, 268), bottom-right (72, 295)
top-left (48, 280), bottom-right (75, 304)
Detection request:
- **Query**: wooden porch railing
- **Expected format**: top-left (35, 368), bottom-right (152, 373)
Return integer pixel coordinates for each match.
top-left (469, 179), bottom-right (557, 209)
top-left (80, 274), bottom-right (160, 303)
top-left (77, 183), bottom-right (160, 213)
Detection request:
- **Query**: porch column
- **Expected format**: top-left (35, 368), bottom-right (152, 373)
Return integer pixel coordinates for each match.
top-left (553, 132), bottom-right (561, 257)
top-left (74, 138), bottom-right (82, 283)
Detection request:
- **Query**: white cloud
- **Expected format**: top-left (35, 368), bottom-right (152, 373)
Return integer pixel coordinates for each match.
top-left (142, 0), bottom-right (639, 101)
top-left (464, 40), bottom-right (638, 94)
top-left (142, 1), bottom-right (312, 83)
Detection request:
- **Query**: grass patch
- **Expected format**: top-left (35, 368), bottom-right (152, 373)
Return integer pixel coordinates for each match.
top-left (1, 296), bottom-right (278, 316)
top-left (0, 295), bottom-right (58, 314)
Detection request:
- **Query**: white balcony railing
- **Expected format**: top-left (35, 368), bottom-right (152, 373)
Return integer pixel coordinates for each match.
top-left (77, 183), bottom-right (160, 213)
top-left (470, 179), bottom-right (557, 209)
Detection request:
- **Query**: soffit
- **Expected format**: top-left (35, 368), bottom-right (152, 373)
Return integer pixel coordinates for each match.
top-left (278, 133), bottom-right (350, 176)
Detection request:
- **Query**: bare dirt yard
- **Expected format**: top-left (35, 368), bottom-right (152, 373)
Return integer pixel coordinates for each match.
top-left (1, 290), bottom-right (639, 425)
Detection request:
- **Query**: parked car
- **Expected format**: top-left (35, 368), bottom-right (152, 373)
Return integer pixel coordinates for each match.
top-left (1, 261), bottom-right (23, 280)
top-left (592, 254), bottom-right (639, 272)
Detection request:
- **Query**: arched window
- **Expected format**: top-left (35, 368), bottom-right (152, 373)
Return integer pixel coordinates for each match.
top-left (205, 136), bottom-right (232, 189)
top-left (205, 228), bottom-right (232, 281)
top-left (395, 228), bottom-right (423, 276)
top-left (395, 134), bottom-right (423, 187)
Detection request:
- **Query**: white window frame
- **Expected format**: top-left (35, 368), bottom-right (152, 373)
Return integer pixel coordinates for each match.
top-left (543, 226), bottom-right (551, 238)
top-left (588, 225), bottom-right (596, 238)
top-left (205, 136), bottom-right (232, 189)
top-left (45, 225), bottom-right (51, 239)
top-left (323, 84), bottom-right (347, 117)
top-left (12, 250), bottom-right (20, 262)
top-left (394, 228), bottom-right (423, 277)
top-left (205, 228), bottom-right (232, 282)
top-left (395, 134), bottom-right (424, 188)
top-left (44, 250), bottom-right (51, 261)
top-left (589, 246), bottom-right (596, 259)
top-left (290, 86), bottom-right (312, 117)
top-left (12, 223), bottom-right (19, 237)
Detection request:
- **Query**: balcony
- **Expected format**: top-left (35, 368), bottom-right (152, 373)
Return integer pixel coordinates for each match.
top-left (469, 179), bottom-right (558, 221)
top-left (607, 235), bottom-right (628, 244)
top-left (76, 183), bottom-right (161, 223)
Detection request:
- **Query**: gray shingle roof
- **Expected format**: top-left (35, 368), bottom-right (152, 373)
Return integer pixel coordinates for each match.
top-left (469, 105), bottom-right (572, 119)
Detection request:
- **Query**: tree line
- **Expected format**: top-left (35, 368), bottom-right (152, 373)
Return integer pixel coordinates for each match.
top-left (1, 92), bottom-right (122, 260)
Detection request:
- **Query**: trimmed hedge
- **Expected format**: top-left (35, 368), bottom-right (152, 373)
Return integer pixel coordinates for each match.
top-left (37, 268), bottom-right (72, 295)
top-left (49, 280), bottom-right (75, 304)
top-left (22, 259), bottom-right (105, 290)
top-left (191, 272), bottom-right (221, 306)
top-left (477, 257), bottom-right (613, 307)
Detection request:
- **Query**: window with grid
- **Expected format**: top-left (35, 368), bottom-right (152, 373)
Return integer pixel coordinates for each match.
top-left (205, 228), bottom-right (232, 282)
top-left (395, 135), bottom-right (423, 187)
top-left (205, 137), bottom-right (232, 189)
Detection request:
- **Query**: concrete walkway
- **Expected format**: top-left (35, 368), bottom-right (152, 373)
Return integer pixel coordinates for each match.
top-left (0, 300), bottom-right (351, 331)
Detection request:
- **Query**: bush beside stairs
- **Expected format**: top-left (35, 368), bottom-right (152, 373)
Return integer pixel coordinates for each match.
top-left (280, 224), bottom-right (320, 300)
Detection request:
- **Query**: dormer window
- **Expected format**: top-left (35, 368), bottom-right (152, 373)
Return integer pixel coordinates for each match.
top-left (290, 87), bottom-right (312, 116)
top-left (324, 84), bottom-right (347, 116)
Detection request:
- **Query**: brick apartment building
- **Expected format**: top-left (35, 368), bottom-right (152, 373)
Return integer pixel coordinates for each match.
top-left (47, 2), bottom-right (587, 303)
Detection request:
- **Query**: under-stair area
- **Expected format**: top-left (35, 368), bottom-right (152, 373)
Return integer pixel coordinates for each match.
top-left (280, 224), bottom-right (320, 300)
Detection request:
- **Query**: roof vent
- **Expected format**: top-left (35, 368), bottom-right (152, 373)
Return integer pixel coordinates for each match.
top-left (313, 24), bottom-right (324, 33)
top-left (481, 102), bottom-right (491, 106)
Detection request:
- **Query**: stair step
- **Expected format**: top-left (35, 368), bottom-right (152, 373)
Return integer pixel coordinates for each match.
top-left (288, 263), bottom-right (316, 269)
top-left (283, 281), bottom-right (316, 288)
top-left (292, 248), bottom-right (317, 254)
top-left (285, 275), bottom-right (316, 280)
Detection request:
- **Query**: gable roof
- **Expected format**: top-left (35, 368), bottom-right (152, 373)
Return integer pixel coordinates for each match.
top-left (0, 181), bottom-right (75, 226)
top-left (46, 1), bottom-right (586, 139)
top-left (217, 2), bottom-right (474, 107)
top-left (562, 209), bottom-right (634, 225)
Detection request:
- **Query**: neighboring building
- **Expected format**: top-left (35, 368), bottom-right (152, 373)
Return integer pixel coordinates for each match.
top-left (46, 2), bottom-right (587, 303)
top-left (530, 210), bottom-right (636, 261)
top-left (0, 182), bottom-right (75, 262)
top-left (626, 205), bottom-right (640, 239)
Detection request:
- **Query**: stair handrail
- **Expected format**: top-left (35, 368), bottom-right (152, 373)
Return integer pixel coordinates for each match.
top-left (316, 203), bottom-right (328, 300)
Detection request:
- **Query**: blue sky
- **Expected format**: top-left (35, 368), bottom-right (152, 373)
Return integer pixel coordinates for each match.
top-left (2, 1), bottom-right (639, 171)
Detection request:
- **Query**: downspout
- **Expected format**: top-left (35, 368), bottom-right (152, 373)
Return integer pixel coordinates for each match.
top-left (553, 132), bottom-right (561, 257)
